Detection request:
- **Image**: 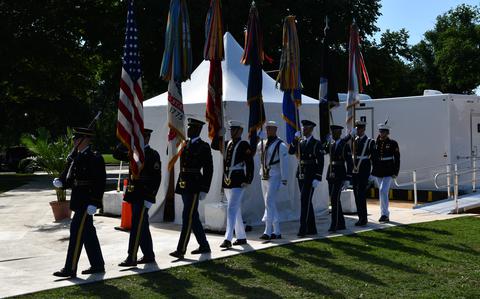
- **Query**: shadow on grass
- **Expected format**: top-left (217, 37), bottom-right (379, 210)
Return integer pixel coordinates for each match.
top-left (323, 238), bottom-right (423, 275)
top-left (248, 250), bottom-right (346, 297)
top-left (194, 260), bottom-right (283, 298)
top-left (284, 243), bottom-right (387, 286)
top-left (353, 233), bottom-right (450, 263)
top-left (78, 279), bottom-right (132, 298)
top-left (139, 271), bottom-right (198, 298)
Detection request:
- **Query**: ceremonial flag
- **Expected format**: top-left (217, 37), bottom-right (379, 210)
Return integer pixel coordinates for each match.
top-left (241, 3), bottom-right (266, 149)
top-left (277, 16), bottom-right (302, 144)
top-left (160, 0), bottom-right (192, 171)
top-left (346, 22), bottom-right (370, 131)
top-left (204, 0), bottom-right (224, 142)
top-left (318, 17), bottom-right (339, 144)
top-left (117, 0), bottom-right (145, 178)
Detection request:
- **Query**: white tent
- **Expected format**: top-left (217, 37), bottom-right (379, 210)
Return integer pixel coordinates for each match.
top-left (143, 32), bottom-right (329, 225)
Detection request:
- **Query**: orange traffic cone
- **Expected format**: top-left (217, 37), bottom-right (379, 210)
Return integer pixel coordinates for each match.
top-left (115, 179), bottom-right (132, 232)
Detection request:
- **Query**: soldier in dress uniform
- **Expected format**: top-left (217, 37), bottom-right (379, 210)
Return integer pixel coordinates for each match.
top-left (211, 120), bottom-right (254, 249)
top-left (326, 125), bottom-right (353, 232)
top-left (169, 118), bottom-right (214, 259)
top-left (351, 120), bottom-right (376, 226)
top-left (256, 121), bottom-right (288, 240)
top-left (114, 128), bottom-right (161, 267)
top-left (52, 127), bottom-right (106, 278)
top-left (371, 123), bottom-right (400, 222)
top-left (288, 120), bottom-right (324, 237)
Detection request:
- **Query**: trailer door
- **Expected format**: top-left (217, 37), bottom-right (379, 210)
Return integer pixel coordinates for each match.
top-left (471, 112), bottom-right (480, 157)
top-left (356, 107), bottom-right (374, 138)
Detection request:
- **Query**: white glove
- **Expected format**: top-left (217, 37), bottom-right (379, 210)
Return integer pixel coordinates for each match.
top-left (350, 128), bottom-right (357, 136)
top-left (326, 134), bottom-right (333, 143)
top-left (53, 178), bottom-right (63, 188)
top-left (281, 180), bottom-right (287, 186)
top-left (258, 130), bottom-right (267, 139)
top-left (294, 131), bottom-right (301, 139)
top-left (312, 179), bottom-right (320, 188)
top-left (86, 205), bottom-right (97, 215)
top-left (144, 200), bottom-right (153, 209)
top-left (342, 180), bottom-right (350, 191)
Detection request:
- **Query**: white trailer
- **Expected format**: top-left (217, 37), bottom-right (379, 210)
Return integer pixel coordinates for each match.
top-left (330, 93), bottom-right (480, 191)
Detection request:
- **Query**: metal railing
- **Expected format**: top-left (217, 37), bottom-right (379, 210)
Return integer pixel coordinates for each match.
top-left (393, 158), bottom-right (476, 208)
top-left (434, 158), bottom-right (479, 214)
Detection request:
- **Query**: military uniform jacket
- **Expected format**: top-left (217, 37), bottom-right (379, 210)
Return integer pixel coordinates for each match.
top-left (175, 138), bottom-right (214, 195)
top-left (371, 137), bottom-right (400, 177)
top-left (212, 137), bottom-right (254, 189)
top-left (60, 147), bottom-right (106, 212)
top-left (326, 139), bottom-right (354, 182)
top-left (289, 136), bottom-right (324, 182)
top-left (352, 135), bottom-right (376, 178)
top-left (257, 137), bottom-right (288, 181)
top-left (113, 144), bottom-right (162, 203)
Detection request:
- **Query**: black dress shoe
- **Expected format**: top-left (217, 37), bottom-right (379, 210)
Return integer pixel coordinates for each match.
top-left (118, 258), bottom-right (137, 267)
top-left (191, 247), bottom-right (211, 255)
top-left (81, 267), bottom-right (105, 275)
top-left (259, 234), bottom-right (271, 240)
top-left (379, 215), bottom-right (390, 222)
top-left (297, 232), bottom-right (306, 237)
top-left (354, 221), bottom-right (362, 226)
top-left (328, 227), bottom-right (337, 232)
top-left (271, 234), bottom-right (282, 240)
top-left (220, 240), bottom-right (232, 248)
top-left (233, 239), bottom-right (247, 245)
top-left (137, 256), bottom-right (156, 264)
top-left (306, 231), bottom-right (318, 235)
top-left (169, 251), bottom-right (185, 259)
top-left (53, 268), bottom-right (76, 278)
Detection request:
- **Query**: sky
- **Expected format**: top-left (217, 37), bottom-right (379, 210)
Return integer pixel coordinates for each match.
top-left (374, 0), bottom-right (479, 45)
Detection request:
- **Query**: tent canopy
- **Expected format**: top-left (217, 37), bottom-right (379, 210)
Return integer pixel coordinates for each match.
top-left (144, 32), bottom-right (319, 107)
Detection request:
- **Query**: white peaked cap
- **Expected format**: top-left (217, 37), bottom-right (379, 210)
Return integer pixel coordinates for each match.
top-left (228, 120), bottom-right (245, 129)
top-left (378, 123), bottom-right (391, 130)
top-left (265, 121), bottom-right (278, 127)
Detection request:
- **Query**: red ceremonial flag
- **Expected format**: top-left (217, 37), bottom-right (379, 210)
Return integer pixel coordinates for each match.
top-left (204, 0), bottom-right (224, 141)
top-left (116, 0), bottom-right (145, 178)
top-left (346, 22), bottom-right (370, 131)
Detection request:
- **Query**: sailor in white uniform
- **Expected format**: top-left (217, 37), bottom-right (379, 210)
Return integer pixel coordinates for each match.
top-left (257, 121), bottom-right (288, 240)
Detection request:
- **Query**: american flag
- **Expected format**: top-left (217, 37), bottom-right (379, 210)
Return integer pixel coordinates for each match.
top-left (116, 0), bottom-right (145, 178)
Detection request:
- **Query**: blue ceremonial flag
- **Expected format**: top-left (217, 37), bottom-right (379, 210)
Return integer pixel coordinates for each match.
top-left (282, 89), bottom-right (301, 144)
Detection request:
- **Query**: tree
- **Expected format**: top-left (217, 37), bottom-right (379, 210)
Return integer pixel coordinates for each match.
top-left (1, 0), bottom-right (382, 150)
top-left (413, 4), bottom-right (480, 94)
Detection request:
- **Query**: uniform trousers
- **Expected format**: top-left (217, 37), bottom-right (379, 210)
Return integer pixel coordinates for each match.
top-left (128, 201), bottom-right (154, 261)
top-left (328, 179), bottom-right (346, 229)
top-left (224, 187), bottom-right (247, 241)
top-left (176, 192), bottom-right (209, 253)
top-left (298, 180), bottom-right (317, 235)
top-left (64, 209), bottom-right (104, 273)
top-left (261, 174), bottom-right (281, 235)
top-left (352, 173), bottom-right (369, 222)
top-left (375, 176), bottom-right (393, 217)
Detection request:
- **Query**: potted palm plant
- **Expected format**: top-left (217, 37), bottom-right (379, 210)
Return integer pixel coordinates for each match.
top-left (21, 128), bottom-right (74, 221)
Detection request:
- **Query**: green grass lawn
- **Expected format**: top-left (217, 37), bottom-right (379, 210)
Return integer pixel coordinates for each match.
top-left (102, 154), bottom-right (120, 165)
top-left (18, 217), bottom-right (480, 298)
top-left (0, 174), bottom-right (34, 193)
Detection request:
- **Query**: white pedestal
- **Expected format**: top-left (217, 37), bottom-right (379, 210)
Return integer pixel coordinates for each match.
top-left (102, 191), bottom-right (124, 216)
top-left (340, 189), bottom-right (357, 214)
top-left (204, 202), bottom-right (228, 232)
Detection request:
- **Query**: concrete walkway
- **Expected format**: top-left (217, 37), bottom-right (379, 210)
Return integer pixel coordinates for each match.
top-left (0, 177), bottom-right (469, 298)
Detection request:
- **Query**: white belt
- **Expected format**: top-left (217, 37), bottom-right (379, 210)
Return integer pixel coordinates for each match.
top-left (228, 164), bottom-right (245, 171)
top-left (356, 156), bottom-right (369, 160)
top-left (380, 157), bottom-right (394, 161)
